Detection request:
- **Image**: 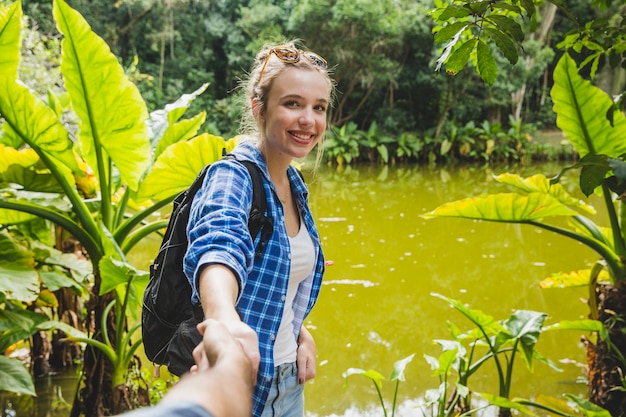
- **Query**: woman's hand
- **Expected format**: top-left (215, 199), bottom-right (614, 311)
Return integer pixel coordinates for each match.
top-left (198, 264), bottom-right (261, 379)
top-left (192, 319), bottom-right (260, 382)
top-left (169, 319), bottom-right (255, 417)
top-left (296, 325), bottom-right (316, 385)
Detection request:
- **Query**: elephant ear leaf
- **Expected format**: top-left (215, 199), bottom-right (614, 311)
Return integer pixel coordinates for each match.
top-left (0, 78), bottom-right (79, 178)
top-left (0, 356), bottom-right (36, 396)
top-left (0, 1), bottom-right (21, 78)
top-left (0, 230), bottom-right (40, 302)
top-left (136, 134), bottom-right (227, 203)
top-left (422, 192), bottom-right (577, 222)
top-left (53, 0), bottom-right (150, 192)
top-left (495, 173), bottom-right (596, 215)
top-left (551, 52), bottom-right (626, 159)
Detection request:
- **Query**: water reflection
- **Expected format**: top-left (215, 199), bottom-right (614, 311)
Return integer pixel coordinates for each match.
top-left (4, 162), bottom-right (596, 416)
top-left (304, 162), bottom-right (591, 416)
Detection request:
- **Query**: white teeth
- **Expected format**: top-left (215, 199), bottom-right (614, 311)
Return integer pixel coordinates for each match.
top-left (292, 132), bottom-right (311, 140)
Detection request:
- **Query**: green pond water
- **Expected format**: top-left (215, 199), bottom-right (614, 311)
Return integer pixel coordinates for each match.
top-left (4, 161), bottom-right (597, 416)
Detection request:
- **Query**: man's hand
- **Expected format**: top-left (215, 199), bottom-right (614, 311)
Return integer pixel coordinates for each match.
top-left (193, 318), bottom-right (260, 381)
top-left (163, 319), bottom-right (256, 417)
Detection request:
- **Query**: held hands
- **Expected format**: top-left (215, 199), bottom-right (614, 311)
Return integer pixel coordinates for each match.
top-left (191, 318), bottom-right (260, 382)
top-left (296, 326), bottom-right (317, 385)
top-left (163, 319), bottom-right (256, 417)
top-left (198, 264), bottom-right (261, 379)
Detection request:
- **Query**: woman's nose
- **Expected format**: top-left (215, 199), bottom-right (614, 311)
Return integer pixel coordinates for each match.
top-left (299, 108), bottom-right (314, 126)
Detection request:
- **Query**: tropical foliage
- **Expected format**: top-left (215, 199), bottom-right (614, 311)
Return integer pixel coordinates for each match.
top-left (424, 294), bottom-right (608, 416)
top-left (323, 118), bottom-right (575, 166)
top-left (13, 0), bottom-right (621, 141)
top-left (425, 27), bottom-right (626, 417)
top-left (1, 0), bottom-right (626, 415)
top-left (0, 0), bottom-right (236, 414)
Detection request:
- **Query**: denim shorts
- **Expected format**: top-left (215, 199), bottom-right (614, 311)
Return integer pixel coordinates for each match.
top-left (260, 362), bottom-right (304, 417)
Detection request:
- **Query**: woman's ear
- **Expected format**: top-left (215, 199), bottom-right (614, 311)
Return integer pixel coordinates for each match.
top-left (251, 99), bottom-right (264, 122)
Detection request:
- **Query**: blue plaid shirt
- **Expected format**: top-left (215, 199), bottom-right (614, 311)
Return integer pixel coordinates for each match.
top-left (184, 140), bottom-right (325, 417)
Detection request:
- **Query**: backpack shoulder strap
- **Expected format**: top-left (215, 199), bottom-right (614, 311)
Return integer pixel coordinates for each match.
top-left (224, 156), bottom-right (274, 257)
top-left (185, 165), bottom-right (211, 204)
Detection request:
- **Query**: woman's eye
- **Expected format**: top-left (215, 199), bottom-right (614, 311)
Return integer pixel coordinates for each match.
top-left (285, 100), bottom-right (299, 107)
top-left (315, 105), bottom-right (327, 112)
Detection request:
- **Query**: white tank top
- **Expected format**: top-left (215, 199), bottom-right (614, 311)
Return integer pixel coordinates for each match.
top-left (273, 219), bottom-right (315, 365)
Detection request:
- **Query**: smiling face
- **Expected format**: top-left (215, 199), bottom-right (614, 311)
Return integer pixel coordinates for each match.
top-left (256, 67), bottom-right (330, 165)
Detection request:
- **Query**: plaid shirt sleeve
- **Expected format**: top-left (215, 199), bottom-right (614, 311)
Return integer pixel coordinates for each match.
top-left (184, 159), bottom-right (256, 303)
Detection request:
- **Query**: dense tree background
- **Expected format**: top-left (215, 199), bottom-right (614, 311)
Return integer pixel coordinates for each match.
top-left (15, 0), bottom-right (626, 137)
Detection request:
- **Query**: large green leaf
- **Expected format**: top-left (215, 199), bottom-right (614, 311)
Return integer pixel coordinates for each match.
top-left (41, 245), bottom-right (92, 283)
top-left (99, 257), bottom-right (148, 320)
top-left (434, 21), bottom-right (468, 44)
top-left (539, 268), bottom-right (610, 289)
top-left (427, 348), bottom-right (458, 376)
top-left (342, 367), bottom-right (386, 390)
top-left (484, 27), bottom-right (518, 65)
top-left (0, 77), bottom-right (79, 176)
top-left (35, 319), bottom-right (87, 337)
top-left (551, 52), bottom-right (626, 159)
top-left (389, 353), bottom-right (415, 381)
top-left (446, 38), bottom-right (476, 75)
top-left (148, 83), bottom-right (209, 149)
top-left (53, 0), bottom-right (150, 192)
top-left (495, 173), bottom-right (596, 215)
top-left (154, 112), bottom-right (207, 161)
top-left (476, 39), bottom-right (497, 85)
top-left (431, 293), bottom-right (505, 334)
top-left (136, 133), bottom-right (227, 203)
top-left (502, 310), bottom-right (547, 370)
top-left (0, 1), bottom-right (21, 78)
top-left (0, 207), bottom-right (35, 224)
top-left (422, 192), bottom-right (577, 221)
top-left (0, 230), bottom-right (39, 302)
top-left (477, 393), bottom-right (536, 415)
top-left (564, 394), bottom-right (612, 416)
top-left (0, 355), bottom-right (36, 396)
top-left (0, 145), bottom-right (38, 172)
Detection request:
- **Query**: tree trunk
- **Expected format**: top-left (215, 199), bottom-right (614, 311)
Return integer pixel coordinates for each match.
top-left (50, 236), bottom-right (85, 369)
top-left (31, 328), bottom-right (51, 378)
top-left (510, 3), bottom-right (557, 121)
top-left (586, 284), bottom-right (626, 416)
top-left (70, 270), bottom-right (116, 417)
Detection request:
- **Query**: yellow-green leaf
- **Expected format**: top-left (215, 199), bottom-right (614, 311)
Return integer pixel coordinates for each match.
top-left (155, 111), bottom-right (207, 160)
top-left (0, 144), bottom-right (39, 172)
top-left (0, 1), bottom-right (21, 78)
top-left (539, 269), bottom-right (610, 288)
top-left (551, 53), bottom-right (626, 159)
top-left (35, 289), bottom-right (59, 308)
top-left (0, 230), bottom-right (39, 302)
top-left (422, 192), bottom-right (577, 221)
top-left (533, 395), bottom-right (577, 415)
top-left (0, 77), bottom-right (79, 176)
top-left (495, 173), bottom-right (596, 215)
top-left (136, 133), bottom-right (227, 203)
top-left (53, 0), bottom-right (150, 192)
top-left (477, 393), bottom-right (536, 416)
top-left (0, 207), bottom-right (36, 224)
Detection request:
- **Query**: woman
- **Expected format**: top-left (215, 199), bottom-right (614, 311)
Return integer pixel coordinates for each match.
top-left (183, 41), bottom-right (334, 417)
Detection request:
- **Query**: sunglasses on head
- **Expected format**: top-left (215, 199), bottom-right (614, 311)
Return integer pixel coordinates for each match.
top-left (258, 46), bottom-right (328, 84)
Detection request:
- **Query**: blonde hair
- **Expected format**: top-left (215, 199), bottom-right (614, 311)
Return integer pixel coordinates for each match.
top-left (239, 40), bottom-right (335, 170)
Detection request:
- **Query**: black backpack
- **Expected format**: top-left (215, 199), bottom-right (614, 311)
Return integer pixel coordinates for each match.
top-left (142, 155), bottom-right (273, 375)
